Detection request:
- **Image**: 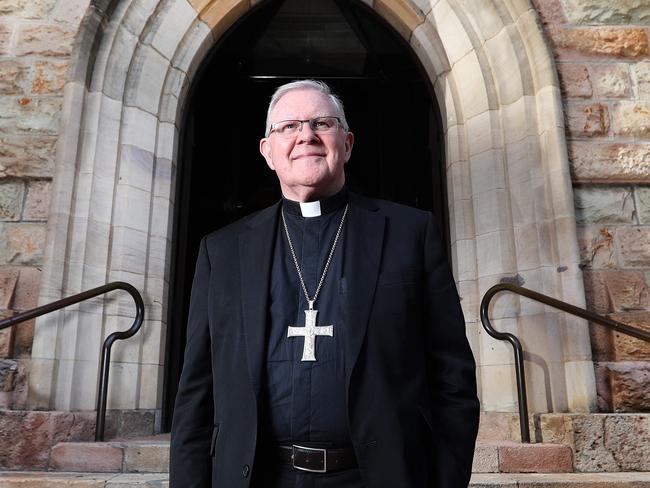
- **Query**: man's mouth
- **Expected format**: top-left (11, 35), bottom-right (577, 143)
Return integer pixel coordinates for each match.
top-left (292, 153), bottom-right (325, 160)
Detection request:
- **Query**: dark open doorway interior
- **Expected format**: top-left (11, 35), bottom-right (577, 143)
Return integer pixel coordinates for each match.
top-left (162, 0), bottom-right (447, 431)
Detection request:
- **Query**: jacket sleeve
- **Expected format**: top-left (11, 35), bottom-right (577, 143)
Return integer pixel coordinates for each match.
top-left (423, 212), bottom-right (480, 488)
top-left (170, 236), bottom-right (214, 488)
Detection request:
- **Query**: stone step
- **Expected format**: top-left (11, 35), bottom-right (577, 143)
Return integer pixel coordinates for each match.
top-left (48, 439), bottom-right (572, 474)
top-left (1, 472), bottom-right (650, 487)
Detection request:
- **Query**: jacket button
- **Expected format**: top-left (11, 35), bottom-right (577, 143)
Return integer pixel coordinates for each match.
top-left (242, 464), bottom-right (250, 478)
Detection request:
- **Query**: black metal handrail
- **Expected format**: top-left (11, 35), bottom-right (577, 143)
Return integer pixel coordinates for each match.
top-left (480, 282), bottom-right (650, 443)
top-left (0, 281), bottom-right (144, 441)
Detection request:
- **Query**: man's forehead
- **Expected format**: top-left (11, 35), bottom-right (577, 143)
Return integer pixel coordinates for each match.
top-left (272, 89), bottom-right (336, 118)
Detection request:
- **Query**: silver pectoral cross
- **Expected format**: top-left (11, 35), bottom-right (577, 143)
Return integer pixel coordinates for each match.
top-left (287, 301), bottom-right (333, 361)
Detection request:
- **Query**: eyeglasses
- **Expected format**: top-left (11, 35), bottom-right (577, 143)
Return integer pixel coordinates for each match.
top-left (269, 116), bottom-right (344, 137)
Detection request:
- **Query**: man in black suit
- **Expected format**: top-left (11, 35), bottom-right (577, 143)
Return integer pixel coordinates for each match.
top-left (170, 80), bottom-right (479, 487)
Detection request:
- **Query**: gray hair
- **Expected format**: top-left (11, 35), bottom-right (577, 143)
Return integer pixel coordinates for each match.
top-left (264, 79), bottom-right (350, 136)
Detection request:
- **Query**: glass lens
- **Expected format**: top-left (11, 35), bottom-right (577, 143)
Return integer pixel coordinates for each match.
top-left (274, 120), bottom-right (301, 134)
top-left (310, 117), bottom-right (338, 132)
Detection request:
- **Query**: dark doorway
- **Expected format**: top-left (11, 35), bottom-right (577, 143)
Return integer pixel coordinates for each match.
top-left (162, 0), bottom-right (447, 430)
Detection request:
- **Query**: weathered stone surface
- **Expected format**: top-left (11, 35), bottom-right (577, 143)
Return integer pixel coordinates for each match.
top-left (0, 179), bottom-right (25, 221)
top-left (570, 142), bottom-right (650, 182)
top-left (23, 180), bottom-right (50, 220)
top-left (0, 136), bottom-right (56, 178)
top-left (604, 270), bottom-right (649, 312)
top-left (589, 322), bottom-right (614, 362)
top-left (32, 60), bottom-right (68, 94)
top-left (0, 267), bottom-right (19, 308)
top-left (0, 223), bottom-right (46, 265)
top-left (0, 97), bottom-right (62, 135)
top-left (612, 102), bottom-right (650, 138)
top-left (609, 312), bottom-right (650, 360)
top-left (532, 0), bottom-right (567, 25)
top-left (577, 226), bottom-right (615, 269)
top-left (568, 414), bottom-right (619, 471)
top-left (12, 317), bottom-right (33, 357)
top-left (557, 63), bottom-right (592, 98)
top-left (50, 443), bottom-right (124, 472)
top-left (52, 0), bottom-right (90, 25)
top-left (591, 64), bottom-right (632, 99)
top-left (637, 187), bottom-right (650, 224)
top-left (609, 362), bottom-right (650, 411)
top-left (633, 62), bottom-right (650, 100)
top-left (498, 442), bottom-right (573, 473)
top-left (124, 444), bottom-right (169, 473)
top-left (573, 186), bottom-right (634, 224)
top-left (15, 24), bottom-right (75, 56)
top-left (561, 0), bottom-right (650, 25)
top-left (472, 443), bottom-right (499, 473)
top-left (594, 363), bottom-right (613, 411)
top-left (0, 0), bottom-right (56, 18)
top-left (477, 412), bottom-right (524, 442)
top-left (603, 414), bottom-right (650, 469)
top-left (0, 60), bottom-right (29, 95)
top-left (0, 324), bottom-right (12, 358)
top-left (566, 103), bottom-right (609, 138)
top-left (582, 269), bottom-right (612, 315)
top-left (550, 27), bottom-right (649, 60)
top-left (0, 359), bottom-right (17, 393)
top-left (617, 227), bottom-right (650, 267)
top-left (0, 23), bottom-right (11, 55)
top-left (115, 410), bottom-right (157, 439)
top-left (12, 265), bottom-right (41, 311)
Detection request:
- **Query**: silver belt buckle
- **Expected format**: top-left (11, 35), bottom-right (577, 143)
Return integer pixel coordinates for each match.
top-left (291, 444), bottom-right (327, 473)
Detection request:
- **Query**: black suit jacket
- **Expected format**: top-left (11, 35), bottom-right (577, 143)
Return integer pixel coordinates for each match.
top-left (170, 192), bottom-right (479, 488)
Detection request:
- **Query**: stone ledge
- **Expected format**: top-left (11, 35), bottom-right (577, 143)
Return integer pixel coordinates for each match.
top-left (473, 442), bottom-right (573, 473)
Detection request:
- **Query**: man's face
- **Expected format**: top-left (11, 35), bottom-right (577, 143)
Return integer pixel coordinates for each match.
top-left (259, 89), bottom-right (354, 201)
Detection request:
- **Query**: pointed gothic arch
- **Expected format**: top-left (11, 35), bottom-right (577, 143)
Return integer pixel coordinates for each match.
top-left (29, 0), bottom-right (596, 416)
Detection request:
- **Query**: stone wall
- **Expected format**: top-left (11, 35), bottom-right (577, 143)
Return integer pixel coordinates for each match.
top-left (0, 0), bottom-right (649, 413)
top-left (533, 0), bottom-right (650, 411)
top-left (0, 0), bottom-right (89, 408)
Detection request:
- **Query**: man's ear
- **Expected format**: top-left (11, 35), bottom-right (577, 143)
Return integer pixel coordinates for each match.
top-left (259, 138), bottom-right (275, 170)
top-left (344, 131), bottom-right (354, 163)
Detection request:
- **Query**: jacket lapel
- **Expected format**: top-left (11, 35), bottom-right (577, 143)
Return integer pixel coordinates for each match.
top-left (239, 202), bottom-right (280, 396)
top-left (343, 193), bottom-right (385, 388)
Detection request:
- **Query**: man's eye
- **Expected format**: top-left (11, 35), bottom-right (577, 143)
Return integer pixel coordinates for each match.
top-left (279, 122), bottom-right (298, 132)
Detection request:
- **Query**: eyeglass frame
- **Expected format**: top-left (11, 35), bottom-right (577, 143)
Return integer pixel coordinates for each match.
top-left (266, 116), bottom-right (347, 137)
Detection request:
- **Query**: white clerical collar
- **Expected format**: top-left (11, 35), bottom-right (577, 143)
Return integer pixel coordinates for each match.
top-left (282, 187), bottom-right (348, 218)
top-left (299, 200), bottom-right (322, 217)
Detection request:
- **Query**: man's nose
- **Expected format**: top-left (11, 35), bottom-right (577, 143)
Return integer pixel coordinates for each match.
top-left (296, 121), bottom-right (318, 142)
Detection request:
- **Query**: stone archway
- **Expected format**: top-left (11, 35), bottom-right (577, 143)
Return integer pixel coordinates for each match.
top-left (28, 0), bottom-right (597, 415)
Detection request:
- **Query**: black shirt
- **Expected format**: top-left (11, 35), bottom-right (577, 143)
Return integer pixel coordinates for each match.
top-left (260, 188), bottom-right (351, 447)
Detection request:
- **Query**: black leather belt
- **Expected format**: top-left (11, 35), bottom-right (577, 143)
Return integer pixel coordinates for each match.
top-left (276, 444), bottom-right (358, 473)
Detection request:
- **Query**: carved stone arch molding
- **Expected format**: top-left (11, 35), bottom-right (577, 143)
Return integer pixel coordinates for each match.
top-left (30, 0), bottom-right (597, 413)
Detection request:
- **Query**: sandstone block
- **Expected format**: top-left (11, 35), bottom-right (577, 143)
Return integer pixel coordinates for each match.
top-left (0, 179), bottom-right (25, 221)
top-left (573, 186), bottom-right (634, 224)
top-left (52, 0), bottom-right (90, 25)
top-left (50, 443), bottom-right (124, 472)
top-left (0, 60), bottom-right (29, 95)
top-left (603, 413), bottom-right (650, 470)
top-left (566, 103), bottom-right (609, 138)
top-left (582, 269), bottom-right (611, 315)
top-left (0, 323), bottom-right (14, 357)
top-left (591, 64), bottom-right (632, 99)
top-left (0, 267), bottom-right (19, 308)
top-left (0, 23), bottom-right (11, 55)
top-left (0, 223), bottom-right (46, 265)
top-left (12, 317), bottom-right (33, 357)
top-left (562, 0), bottom-right (650, 24)
top-left (12, 266), bottom-right (41, 311)
top-left (15, 23), bottom-right (75, 57)
top-left (477, 412), bottom-right (524, 442)
top-left (550, 26), bottom-right (649, 60)
top-left (617, 227), bottom-right (650, 267)
top-left (471, 443), bottom-right (499, 473)
top-left (594, 363), bottom-right (613, 411)
top-left (23, 179), bottom-right (50, 220)
top-left (0, 136), bottom-right (56, 178)
top-left (0, 97), bottom-right (62, 135)
top-left (557, 64), bottom-right (592, 98)
top-left (569, 142), bottom-right (650, 183)
top-left (498, 442), bottom-right (573, 473)
top-left (603, 270), bottom-right (649, 311)
top-left (608, 312), bottom-right (650, 360)
top-left (609, 362), bottom-right (650, 411)
top-left (637, 187), bottom-right (650, 224)
top-left (124, 443), bottom-right (169, 473)
top-left (576, 226), bottom-right (615, 269)
top-left (0, 359), bottom-right (17, 391)
top-left (32, 60), bottom-right (68, 94)
top-left (612, 102), bottom-right (650, 138)
top-left (589, 321), bottom-right (614, 362)
top-left (568, 414), bottom-right (619, 472)
top-left (531, 0), bottom-right (567, 25)
top-left (0, 0), bottom-right (56, 19)
top-left (633, 61), bottom-right (650, 100)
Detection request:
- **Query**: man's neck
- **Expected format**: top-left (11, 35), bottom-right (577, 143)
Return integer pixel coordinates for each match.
top-left (282, 183), bottom-right (344, 203)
